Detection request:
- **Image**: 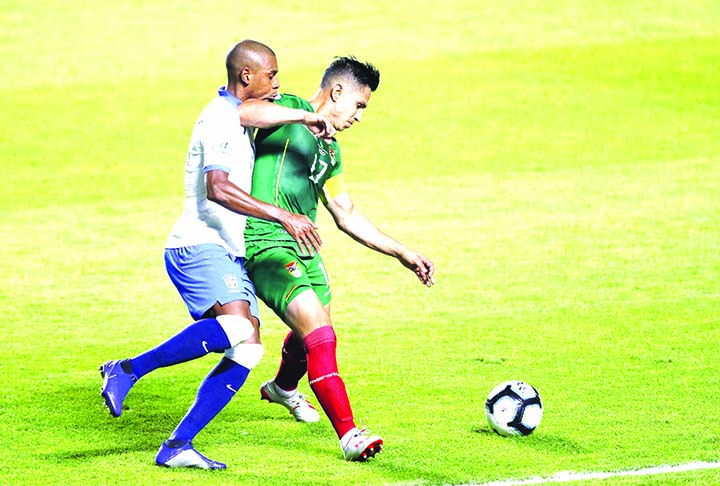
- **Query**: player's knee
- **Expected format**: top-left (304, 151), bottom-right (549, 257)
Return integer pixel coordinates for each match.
top-left (224, 343), bottom-right (264, 369)
top-left (216, 314), bottom-right (255, 347)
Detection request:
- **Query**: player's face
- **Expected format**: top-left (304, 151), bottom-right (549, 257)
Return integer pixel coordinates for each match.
top-left (330, 83), bottom-right (371, 131)
top-left (248, 54), bottom-right (280, 101)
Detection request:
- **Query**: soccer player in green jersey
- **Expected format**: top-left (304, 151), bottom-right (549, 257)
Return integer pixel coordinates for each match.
top-left (244, 56), bottom-right (435, 461)
top-left (99, 40), bottom-right (333, 469)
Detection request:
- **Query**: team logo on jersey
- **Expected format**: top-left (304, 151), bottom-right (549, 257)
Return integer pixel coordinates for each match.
top-left (213, 141), bottom-right (230, 154)
top-left (223, 273), bottom-right (239, 289)
top-left (328, 147), bottom-right (336, 166)
top-left (285, 261), bottom-right (302, 278)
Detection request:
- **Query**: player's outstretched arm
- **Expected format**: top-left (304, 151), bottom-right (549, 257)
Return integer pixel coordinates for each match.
top-left (207, 170), bottom-right (322, 255)
top-left (324, 188), bottom-right (435, 287)
top-left (238, 100), bottom-right (335, 139)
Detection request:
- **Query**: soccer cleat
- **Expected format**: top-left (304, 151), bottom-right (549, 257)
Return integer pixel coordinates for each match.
top-left (340, 427), bottom-right (383, 461)
top-left (99, 359), bottom-right (137, 417)
top-left (260, 379), bottom-right (320, 423)
top-left (155, 440), bottom-right (226, 470)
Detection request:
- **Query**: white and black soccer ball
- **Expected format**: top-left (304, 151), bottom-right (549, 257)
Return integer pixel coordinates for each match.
top-left (485, 380), bottom-right (543, 437)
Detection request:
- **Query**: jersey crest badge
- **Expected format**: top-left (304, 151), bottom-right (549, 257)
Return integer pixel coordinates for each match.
top-left (223, 273), bottom-right (239, 289)
top-left (212, 141), bottom-right (230, 154)
top-left (285, 261), bottom-right (302, 278)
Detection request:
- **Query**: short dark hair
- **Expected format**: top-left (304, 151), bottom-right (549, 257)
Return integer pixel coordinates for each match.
top-left (225, 39), bottom-right (276, 83)
top-left (320, 56), bottom-right (380, 92)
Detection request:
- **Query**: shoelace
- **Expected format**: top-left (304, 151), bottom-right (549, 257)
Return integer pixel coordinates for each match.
top-left (342, 426), bottom-right (377, 451)
top-left (353, 426), bottom-right (372, 439)
top-left (287, 393), bottom-right (311, 410)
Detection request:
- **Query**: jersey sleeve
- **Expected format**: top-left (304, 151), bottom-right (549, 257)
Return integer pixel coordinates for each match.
top-left (328, 141), bottom-right (343, 178)
top-left (275, 93), bottom-right (311, 110)
top-left (200, 107), bottom-right (244, 173)
top-left (319, 142), bottom-right (344, 203)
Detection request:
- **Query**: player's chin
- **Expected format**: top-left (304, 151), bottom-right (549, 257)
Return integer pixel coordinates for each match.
top-left (264, 92), bottom-right (281, 101)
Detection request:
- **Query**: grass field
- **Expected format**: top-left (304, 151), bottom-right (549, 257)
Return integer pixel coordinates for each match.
top-left (2, 1), bottom-right (720, 484)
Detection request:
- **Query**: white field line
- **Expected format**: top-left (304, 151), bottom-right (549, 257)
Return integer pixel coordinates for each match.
top-left (469, 461), bottom-right (720, 486)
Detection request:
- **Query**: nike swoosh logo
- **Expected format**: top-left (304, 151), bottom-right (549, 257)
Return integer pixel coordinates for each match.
top-left (202, 341), bottom-right (209, 353)
top-left (226, 384), bottom-right (238, 393)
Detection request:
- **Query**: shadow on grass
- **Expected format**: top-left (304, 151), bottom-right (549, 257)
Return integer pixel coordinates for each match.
top-left (43, 443), bottom-right (155, 461)
top-left (29, 382), bottom-right (180, 462)
top-left (473, 427), bottom-right (588, 453)
top-left (35, 378), bottom-right (340, 464)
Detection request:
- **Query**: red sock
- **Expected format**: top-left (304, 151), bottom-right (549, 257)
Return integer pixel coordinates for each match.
top-left (304, 326), bottom-right (355, 438)
top-left (274, 331), bottom-right (308, 392)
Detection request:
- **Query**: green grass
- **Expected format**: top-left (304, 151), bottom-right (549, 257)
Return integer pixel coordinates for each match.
top-left (2, 1), bottom-right (720, 484)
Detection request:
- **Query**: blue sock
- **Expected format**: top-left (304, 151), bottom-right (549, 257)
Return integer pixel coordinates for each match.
top-left (169, 357), bottom-right (250, 441)
top-left (130, 318), bottom-right (231, 379)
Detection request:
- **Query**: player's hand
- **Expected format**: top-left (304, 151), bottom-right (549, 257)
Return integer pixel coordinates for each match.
top-left (280, 212), bottom-right (323, 256)
top-left (303, 112), bottom-right (335, 141)
top-left (398, 250), bottom-right (435, 287)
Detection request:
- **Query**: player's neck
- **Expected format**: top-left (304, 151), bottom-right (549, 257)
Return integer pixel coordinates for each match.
top-left (309, 88), bottom-right (328, 114)
top-left (227, 83), bottom-right (250, 102)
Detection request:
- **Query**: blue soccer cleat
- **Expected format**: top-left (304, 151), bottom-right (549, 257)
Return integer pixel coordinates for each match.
top-left (156, 440), bottom-right (227, 469)
top-left (99, 359), bottom-right (137, 417)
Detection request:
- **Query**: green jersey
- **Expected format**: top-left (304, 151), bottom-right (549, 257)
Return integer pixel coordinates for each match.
top-left (245, 94), bottom-right (343, 249)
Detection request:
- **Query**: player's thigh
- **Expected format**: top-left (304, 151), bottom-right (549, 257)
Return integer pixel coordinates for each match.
top-left (207, 300), bottom-right (261, 344)
top-left (303, 254), bottom-right (332, 307)
top-left (245, 248), bottom-right (328, 318)
top-left (165, 244), bottom-right (261, 323)
top-left (284, 288), bottom-right (332, 340)
top-left (208, 267), bottom-right (262, 328)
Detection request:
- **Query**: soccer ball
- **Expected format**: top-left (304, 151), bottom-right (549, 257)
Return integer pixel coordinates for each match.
top-left (485, 380), bottom-right (543, 437)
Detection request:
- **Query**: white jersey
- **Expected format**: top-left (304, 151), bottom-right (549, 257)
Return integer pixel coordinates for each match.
top-left (165, 88), bottom-right (254, 257)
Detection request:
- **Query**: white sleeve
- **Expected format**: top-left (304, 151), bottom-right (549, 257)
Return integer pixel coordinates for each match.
top-left (201, 109), bottom-right (242, 173)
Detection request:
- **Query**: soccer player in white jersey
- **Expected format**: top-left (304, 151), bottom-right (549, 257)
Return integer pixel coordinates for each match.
top-left (98, 40), bottom-right (333, 470)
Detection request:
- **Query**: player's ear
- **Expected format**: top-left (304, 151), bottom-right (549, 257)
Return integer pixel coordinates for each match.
top-left (330, 83), bottom-right (343, 102)
top-left (240, 66), bottom-right (252, 85)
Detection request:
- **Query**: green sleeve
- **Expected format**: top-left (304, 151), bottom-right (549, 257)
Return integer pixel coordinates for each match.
top-left (327, 141), bottom-right (343, 179)
top-left (275, 93), bottom-right (312, 110)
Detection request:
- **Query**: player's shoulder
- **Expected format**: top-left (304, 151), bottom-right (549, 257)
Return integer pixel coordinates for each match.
top-left (196, 95), bottom-right (236, 120)
top-left (206, 95), bottom-right (240, 118)
top-left (275, 93), bottom-right (313, 111)
top-left (328, 137), bottom-right (341, 154)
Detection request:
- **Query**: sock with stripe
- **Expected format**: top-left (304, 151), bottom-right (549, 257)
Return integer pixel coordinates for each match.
top-left (304, 326), bottom-right (355, 438)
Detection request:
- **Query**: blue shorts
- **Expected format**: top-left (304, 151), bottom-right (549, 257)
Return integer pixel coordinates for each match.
top-left (165, 243), bottom-right (260, 322)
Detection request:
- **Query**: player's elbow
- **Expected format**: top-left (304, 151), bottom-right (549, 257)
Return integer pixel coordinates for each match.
top-left (333, 216), bottom-right (348, 233)
top-left (329, 201), bottom-right (357, 235)
top-left (206, 181), bottom-right (231, 206)
top-left (332, 210), bottom-right (355, 236)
